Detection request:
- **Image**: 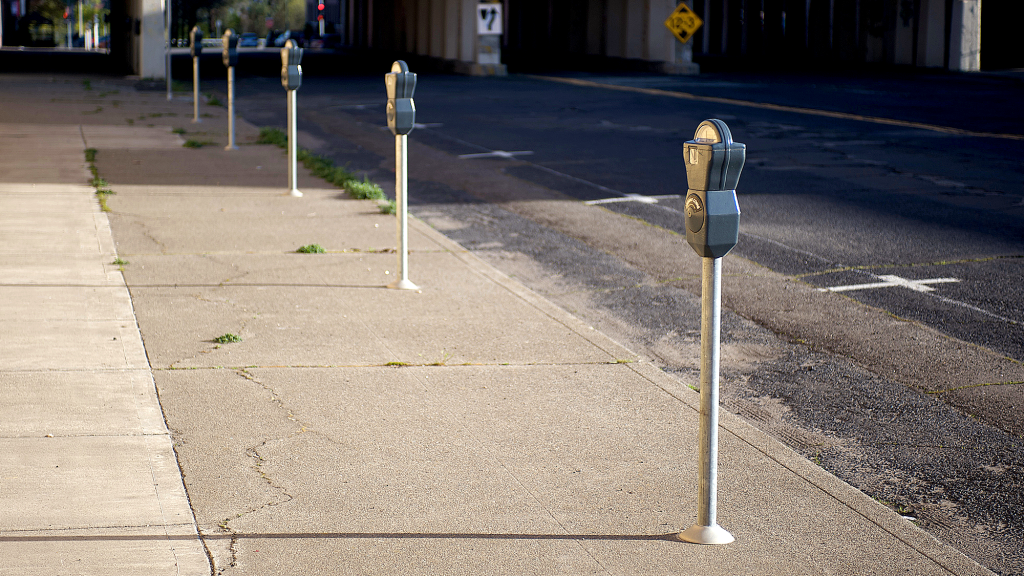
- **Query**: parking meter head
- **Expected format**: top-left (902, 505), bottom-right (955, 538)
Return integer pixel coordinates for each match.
top-left (281, 40), bottom-right (304, 65)
top-left (222, 29), bottom-right (238, 68)
top-left (189, 26), bottom-right (203, 57)
top-left (385, 60), bottom-right (417, 100)
top-left (682, 119), bottom-right (744, 258)
top-left (280, 40), bottom-right (303, 90)
top-left (683, 119), bottom-right (745, 192)
top-left (385, 60), bottom-right (417, 135)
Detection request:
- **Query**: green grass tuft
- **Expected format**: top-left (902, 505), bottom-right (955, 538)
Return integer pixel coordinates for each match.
top-left (296, 244), bottom-right (326, 254)
top-left (257, 126), bottom-right (288, 147)
top-left (257, 125), bottom-right (389, 203)
top-left (183, 139), bottom-right (217, 148)
top-left (85, 148), bottom-right (97, 163)
top-left (212, 333), bottom-right (242, 344)
top-left (378, 199), bottom-right (397, 214)
top-left (345, 177), bottom-right (385, 200)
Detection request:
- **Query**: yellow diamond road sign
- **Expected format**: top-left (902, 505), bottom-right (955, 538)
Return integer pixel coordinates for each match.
top-left (664, 2), bottom-right (703, 44)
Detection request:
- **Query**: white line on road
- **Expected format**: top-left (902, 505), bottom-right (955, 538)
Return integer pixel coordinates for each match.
top-left (820, 275), bottom-right (961, 293)
top-left (408, 113), bottom-right (1021, 330)
top-left (584, 194), bottom-right (681, 205)
top-left (458, 150), bottom-right (534, 159)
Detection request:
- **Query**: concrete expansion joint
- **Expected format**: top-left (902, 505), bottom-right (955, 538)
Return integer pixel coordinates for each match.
top-left (155, 361), bottom-right (635, 371)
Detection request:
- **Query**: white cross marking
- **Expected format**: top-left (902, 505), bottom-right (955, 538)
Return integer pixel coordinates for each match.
top-left (820, 275), bottom-right (960, 293)
top-left (458, 150), bottom-right (534, 159)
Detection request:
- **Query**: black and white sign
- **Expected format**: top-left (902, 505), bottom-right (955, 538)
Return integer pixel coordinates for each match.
top-left (477, 3), bottom-right (503, 35)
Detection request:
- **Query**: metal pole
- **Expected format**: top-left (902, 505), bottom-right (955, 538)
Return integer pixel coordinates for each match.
top-left (287, 90), bottom-right (302, 197)
top-left (679, 256), bottom-right (734, 545)
top-left (165, 0), bottom-right (171, 100)
top-left (388, 134), bottom-right (417, 290)
top-left (225, 66), bottom-right (237, 150)
top-left (192, 56), bottom-right (200, 123)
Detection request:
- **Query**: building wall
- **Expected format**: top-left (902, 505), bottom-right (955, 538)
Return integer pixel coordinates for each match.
top-left (133, 0), bottom-right (165, 78)
top-left (352, 0), bottom-right (982, 73)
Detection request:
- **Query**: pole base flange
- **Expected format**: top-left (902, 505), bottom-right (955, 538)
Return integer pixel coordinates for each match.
top-left (289, 189), bottom-right (303, 197)
top-left (192, 118), bottom-right (202, 124)
top-left (225, 145), bottom-right (239, 151)
top-left (388, 279), bottom-right (419, 291)
top-left (677, 523), bottom-right (734, 545)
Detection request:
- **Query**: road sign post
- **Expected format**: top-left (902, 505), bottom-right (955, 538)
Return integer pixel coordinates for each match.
top-left (190, 26), bottom-right (203, 123)
top-left (385, 61), bottom-right (418, 291)
top-left (677, 119), bottom-right (745, 546)
top-left (664, 1), bottom-right (703, 43)
top-left (165, 0), bottom-right (171, 101)
top-left (475, 1), bottom-right (506, 74)
top-left (281, 40), bottom-right (303, 197)
top-left (664, 1), bottom-right (702, 74)
top-left (222, 29), bottom-right (239, 151)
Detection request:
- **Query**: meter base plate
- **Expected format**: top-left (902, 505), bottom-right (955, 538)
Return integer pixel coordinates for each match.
top-left (677, 523), bottom-right (735, 545)
top-left (388, 279), bottom-right (419, 291)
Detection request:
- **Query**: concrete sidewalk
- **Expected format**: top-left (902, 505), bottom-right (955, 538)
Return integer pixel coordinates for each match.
top-left (0, 74), bottom-right (992, 575)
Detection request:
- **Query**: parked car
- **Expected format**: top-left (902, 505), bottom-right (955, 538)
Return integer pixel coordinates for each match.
top-left (273, 30), bottom-right (305, 47)
top-left (238, 32), bottom-right (259, 47)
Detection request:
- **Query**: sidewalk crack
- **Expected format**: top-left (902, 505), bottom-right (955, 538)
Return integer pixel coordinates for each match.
top-left (205, 369), bottom-right (312, 572)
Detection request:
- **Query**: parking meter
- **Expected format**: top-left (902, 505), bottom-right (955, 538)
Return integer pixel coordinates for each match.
top-left (189, 26), bottom-right (203, 57)
top-left (281, 40), bottom-right (303, 91)
top-left (683, 119), bottom-right (745, 258)
top-left (190, 26), bottom-right (204, 123)
top-left (385, 60), bottom-right (416, 136)
top-left (222, 29), bottom-right (238, 68)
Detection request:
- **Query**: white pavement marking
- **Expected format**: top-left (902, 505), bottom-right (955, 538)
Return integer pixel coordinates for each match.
top-left (820, 275), bottom-right (961, 293)
top-left (458, 150), bottom-right (534, 159)
top-left (417, 124), bottom-right (1020, 330)
top-left (584, 194), bottom-right (681, 205)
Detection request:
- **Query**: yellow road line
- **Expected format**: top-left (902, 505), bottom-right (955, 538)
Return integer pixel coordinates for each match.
top-left (529, 75), bottom-right (1024, 141)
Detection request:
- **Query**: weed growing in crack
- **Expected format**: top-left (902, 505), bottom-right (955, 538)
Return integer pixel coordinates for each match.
top-left (296, 244), bottom-right (326, 254)
top-left (86, 150), bottom-right (115, 212)
top-left (428, 350), bottom-right (453, 366)
top-left (213, 333), bottom-right (243, 344)
top-left (345, 177), bottom-right (385, 200)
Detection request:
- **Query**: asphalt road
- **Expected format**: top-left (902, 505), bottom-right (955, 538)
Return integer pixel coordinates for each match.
top-left (218, 66), bottom-right (1024, 575)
